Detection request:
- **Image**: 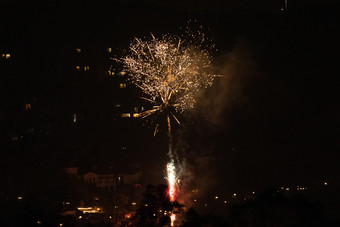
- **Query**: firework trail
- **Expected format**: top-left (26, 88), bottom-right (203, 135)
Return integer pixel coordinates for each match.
top-left (117, 30), bottom-right (217, 226)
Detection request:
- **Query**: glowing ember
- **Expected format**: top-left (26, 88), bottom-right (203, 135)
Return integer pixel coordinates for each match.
top-left (170, 213), bottom-right (176, 227)
top-left (117, 32), bottom-right (217, 134)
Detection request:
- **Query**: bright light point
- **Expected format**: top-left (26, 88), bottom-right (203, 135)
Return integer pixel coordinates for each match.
top-left (17, 196), bottom-right (23, 200)
top-left (78, 216), bottom-right (82, 219)
top-left (37, 221), bottom-right (42, 224)
top-left (252, 192), bottom-right (255, 194)
top-left (132, 202), bottom-right (136, 206)
top-left (324, 182), bottom-right (328, 186)
top-left (286, 188), bottom-right (290, 191)
top-left (59, 224), bottom-right (63, 227)
top-left (170, 213), bottom-right (176, 226)
top-left (214, 196), bottom-right (218, 199)
top-left (153, 214), bottom-right (156, 217)
top-left (224, 201), bottom-right (227, 204)
top-left (233, 193), bottom-right (237, 197)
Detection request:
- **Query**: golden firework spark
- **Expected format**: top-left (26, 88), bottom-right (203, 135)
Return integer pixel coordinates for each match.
top-left (118, 32), bottom-right (217, 134)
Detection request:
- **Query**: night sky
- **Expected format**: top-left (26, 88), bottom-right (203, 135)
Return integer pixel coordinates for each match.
top-left (1, 0), bottom-right (340, 223)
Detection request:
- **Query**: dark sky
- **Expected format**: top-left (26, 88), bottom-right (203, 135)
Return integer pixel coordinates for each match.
top-left (1, 0), bottom-right (339, 203)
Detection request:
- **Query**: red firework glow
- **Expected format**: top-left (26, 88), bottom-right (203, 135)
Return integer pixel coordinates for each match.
top-left (167, 161), bottom-right (177, 202)
top-left (166, 161), bottom-right (177, 226)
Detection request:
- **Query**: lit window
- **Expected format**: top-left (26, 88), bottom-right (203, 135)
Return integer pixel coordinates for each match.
top-left (76, 66), bottom-right (80, 71)
top-left (121, 113), bottom-right (131, 118)
top-left (84, 66), bottom-right (90, 71)
top-left (2, 53), bottom-right (10, 59)
top-left (120, 83), bottom-right (126, 88)
top-left (76, 48), bottom-right (81, 53)
top-left (25, 103), bottom-right (31, 111)
top-left (107, 48), bottom-right (112, 53)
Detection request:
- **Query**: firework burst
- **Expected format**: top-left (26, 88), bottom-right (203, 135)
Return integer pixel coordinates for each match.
top-left (116, 30), bottom-right (218, 226)
top-left (118, 32), bottom-right (217, 135)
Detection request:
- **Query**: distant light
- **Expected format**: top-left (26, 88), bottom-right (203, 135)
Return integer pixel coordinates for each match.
top-left (94, 197), bottom-right (99, 201)
top-left (214, 196), bottom-right (218, 199)
top-left (37, 220), bottom-right (42, 224)
top-left (76, 48), bottom-right (81, 53)
top-left (2, 53), bottom-right (10, 59)
top-left (78, 216), bottom-right (82, 219)
top-left (114, 205), bottom-right (118, 208)
top-left (25, 103), bottom-right (31, 111)
top-left (153, 214), bottom-right (156, 217)
top-left (194, 199), bottom-right (197, 202)
top-left (107, 48), bottom-right (112, 53)
top-left (65, 201), bottom-right (70, 205)
top-left (145, 204), bottom-right (148, 207)
top-left (224, 200), bottom-right (227, 204)
top-left (59, 224), bottom-right (64, 227)
top-left (120, 71), bottom-right (126, 76)
top-left (204, 204), bottom-right (207, 207)
top-left (324, 182), bottom-right (328, 186)
top-left (286, 188), bottom-right (290, 191)
top-left (252, 192), bottom-right (255, 194)
top-left (132, 202), bottom-right (137, 206)
top-left (77, 207), bottom-right (101, 213)
top-left (133, 113), bottom-right (140, 118)
top-left (109, 216), bottom-right (112, 219)
top-left (84, 66), bottom-right (90, 71)
top-left (119, 83), bottom-right (127, 88)
top-left (73, 114), bottom-right (77, 123)
top-left (233, 193), bottom-right (237, 197)
top-left (17, 196), bottom-right (23, 200)
top-left (76, 66), bottom-right (80, 71)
